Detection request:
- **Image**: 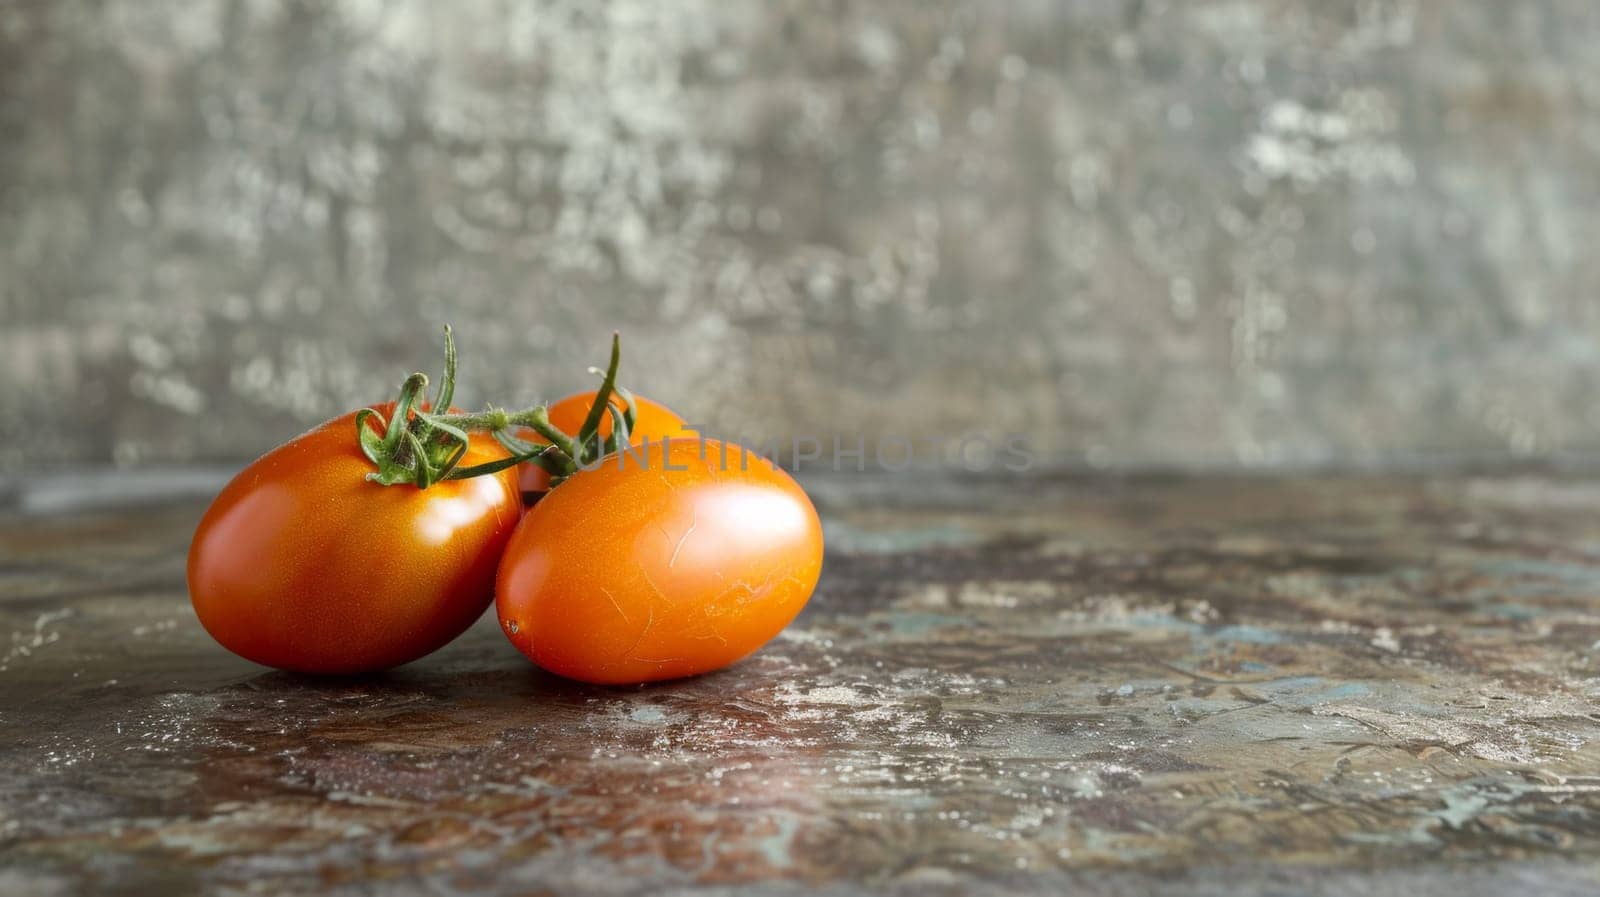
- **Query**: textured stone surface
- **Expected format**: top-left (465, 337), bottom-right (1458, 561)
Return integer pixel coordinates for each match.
top-left (5, 2), bottom-right (1600, 469)
top-left (5, 471), bottom-right (1600, 894)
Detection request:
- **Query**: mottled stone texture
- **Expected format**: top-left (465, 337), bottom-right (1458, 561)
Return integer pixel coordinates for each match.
top-left (4, 2), bottom-right (1600, 469)
top-left (7, 472), bottom-right (1600, 894)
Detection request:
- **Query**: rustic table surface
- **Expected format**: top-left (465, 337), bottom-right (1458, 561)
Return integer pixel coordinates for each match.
top-left (3, 471), bottom-right (1600, 896)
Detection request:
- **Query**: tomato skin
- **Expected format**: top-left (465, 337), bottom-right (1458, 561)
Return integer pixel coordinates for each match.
top-left (497, 438), bottom-right (823, 684)
top-left (188, 404), bottom-right (521, 674)
top-left (517, 391), bottom-right (691, 496)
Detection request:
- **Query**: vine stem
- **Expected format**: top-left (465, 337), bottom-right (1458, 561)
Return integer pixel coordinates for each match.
top-left (359, 328), bottom-right (627, 489)
top-left (427, 407), bottom-right (579, 466)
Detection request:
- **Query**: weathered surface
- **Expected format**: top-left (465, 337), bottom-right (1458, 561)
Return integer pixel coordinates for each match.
top-left (6, 2), bottom-right (1600, 469)
top-left (5, 471), bottom-right (1600, 895)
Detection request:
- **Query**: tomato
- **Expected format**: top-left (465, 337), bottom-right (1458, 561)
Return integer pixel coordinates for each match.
top-left (496, 437), bottom-right (823, 684)
top-left (188, 404), bottom-right (521, 674)
top-left (517, 391), bottom-right (692, 496)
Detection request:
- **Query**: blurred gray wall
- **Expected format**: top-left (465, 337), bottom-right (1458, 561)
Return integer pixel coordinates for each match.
top-left (4, 1), bottom-right (1599, 470)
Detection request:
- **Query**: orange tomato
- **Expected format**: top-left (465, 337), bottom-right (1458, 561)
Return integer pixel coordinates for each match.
top-left (188, 404), bottom-right (521, 674)
top-left (517, 390), bottom-right (692, 496)
top-left (496, 437), bottom-right (824, 684)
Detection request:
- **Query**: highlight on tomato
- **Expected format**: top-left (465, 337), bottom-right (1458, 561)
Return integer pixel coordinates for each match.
top-left (496, 436), bottom-right (825, 685)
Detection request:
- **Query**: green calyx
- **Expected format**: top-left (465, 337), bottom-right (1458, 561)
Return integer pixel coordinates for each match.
top-left (356, 326), bottom-right (639, 490)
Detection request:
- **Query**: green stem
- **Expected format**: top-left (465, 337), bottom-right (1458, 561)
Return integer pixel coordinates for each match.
top-left (386, 373), bottom-right (429, 470)
top-left (358, 328), bottom-right (630, 489)
top-left (425, 407), bottom-right (578, 461)
top-left (507, 407), bottom-right (580, 461)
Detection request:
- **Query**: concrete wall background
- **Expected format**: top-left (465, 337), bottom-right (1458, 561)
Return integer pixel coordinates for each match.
top-left (4, 1), bottom-right (1599, 470)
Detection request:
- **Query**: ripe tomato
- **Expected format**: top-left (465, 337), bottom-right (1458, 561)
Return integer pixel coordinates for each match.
top-left (497, 437), bottom-right (823, 684)
top-left (188, 404), bottom-right (521, 674)
top-left (517, 390), bottom-right (692, 496)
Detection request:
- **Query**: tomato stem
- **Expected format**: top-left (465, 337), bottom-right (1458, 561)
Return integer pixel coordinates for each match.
top-left (357, 328), bottom-right (635, 489)
top-left (570, 333), bottom-right (622, 462)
